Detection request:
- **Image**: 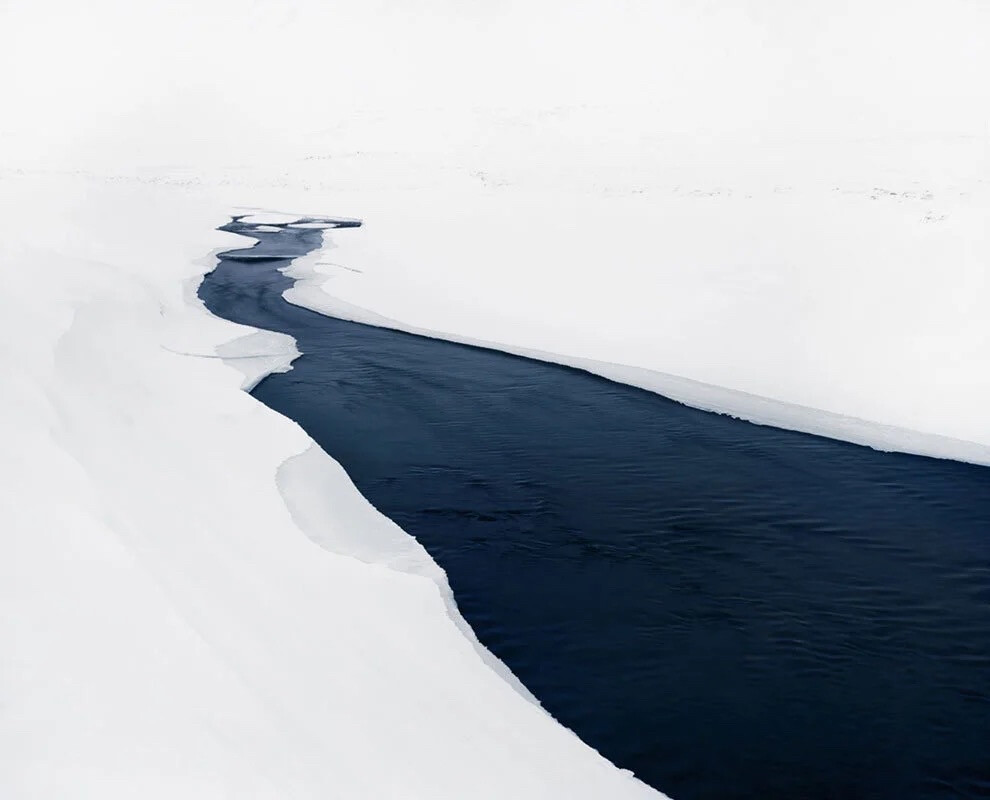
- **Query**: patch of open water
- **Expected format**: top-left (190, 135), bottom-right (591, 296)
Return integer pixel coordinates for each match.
top-left (200, 218), bottom-right (990, 800)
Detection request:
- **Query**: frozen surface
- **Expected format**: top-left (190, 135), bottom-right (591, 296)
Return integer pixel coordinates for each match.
top-left (281, 149), bottom-right (990, 462)
top-left (1, 0), bottom-right (988, 796)
top-left (0, 174), bottom-right (661, 798)
top-left (2, 0), bottom-right (986, 458)
top-left (215, 330), bottom-right (300, 392)
top-left (285, 263), bottom-right (990, 466)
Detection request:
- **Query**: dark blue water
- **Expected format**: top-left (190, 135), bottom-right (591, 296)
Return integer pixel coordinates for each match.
top-left (201, 218), bottom-right (990, 800)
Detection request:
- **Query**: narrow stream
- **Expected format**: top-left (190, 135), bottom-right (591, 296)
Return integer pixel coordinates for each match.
top-left (200, 217), bottom-right (990, 800)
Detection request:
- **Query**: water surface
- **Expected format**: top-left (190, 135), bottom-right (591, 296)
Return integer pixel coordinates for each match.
top-left (201, 219), bottom-right (990, 800)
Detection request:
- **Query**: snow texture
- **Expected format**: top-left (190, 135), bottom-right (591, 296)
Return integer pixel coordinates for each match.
top-left (0, 174), bottom-right (662, 798)
top-left (1, 0), bottom-right (988, 796)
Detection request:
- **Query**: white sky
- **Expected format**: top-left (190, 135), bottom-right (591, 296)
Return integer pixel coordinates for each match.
top-left (2, 0), bottom-right (987, 170)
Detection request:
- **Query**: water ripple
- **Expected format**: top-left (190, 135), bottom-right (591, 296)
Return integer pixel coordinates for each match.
top-left (201, 219), bottom-right (990, 800)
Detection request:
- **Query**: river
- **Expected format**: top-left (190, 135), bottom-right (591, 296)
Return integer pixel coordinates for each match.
top-left (200, 217), bottom-right (990, 800)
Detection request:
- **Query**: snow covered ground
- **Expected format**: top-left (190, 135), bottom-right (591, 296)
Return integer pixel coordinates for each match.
top-left (282, 148), bottom-right (990, 463)
top-left (0, 173), bottom-right (663, 798)
top-left (3, 0), bottom-right (987, 458)
top-left (1, 0), bottom-right (988, 796)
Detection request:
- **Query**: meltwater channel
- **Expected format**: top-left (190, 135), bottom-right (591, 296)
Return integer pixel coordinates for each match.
top-left (200, 217), bottom-right (990, 800)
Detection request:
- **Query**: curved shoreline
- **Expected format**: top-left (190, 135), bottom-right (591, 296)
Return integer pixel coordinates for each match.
top-left (199, 212), bottom-right (990, 799)
top-left (200, 221), bottom-right (571, 701)
top-left (284, 250), bottom-right (990, 467)
top-left (7, 170), bottom-right (673, 798)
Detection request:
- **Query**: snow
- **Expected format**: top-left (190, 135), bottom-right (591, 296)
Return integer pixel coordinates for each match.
top-left (1, 0), bottom-right (988, 796)
top-left (282, 163), bottom-right (990, 463)
top-left (284, 257), bottom-right (990, 466)
top-left (215, 330), bottom-right (300, 392)
top-left (277, 444), bottom-right (541, 704)
top-left (0, 173), bottom-right (661, 798)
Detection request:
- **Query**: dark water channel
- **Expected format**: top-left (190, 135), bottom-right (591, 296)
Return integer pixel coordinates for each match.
top-left (200, 218), bottom-right (990, 799)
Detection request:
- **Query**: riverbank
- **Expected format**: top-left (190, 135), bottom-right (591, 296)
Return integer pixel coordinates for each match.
top-left (0, 172), bottom-right (662, 799)
top-left (4, 1), bottom-right (987, 796)
top-left (203, 215), bottom-right (990, 800)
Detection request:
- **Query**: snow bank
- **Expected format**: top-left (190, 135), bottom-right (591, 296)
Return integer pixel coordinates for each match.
top-left (283, 135), bottom-right (989, 460)
top-left (277, 444), bottom-right (540, 705)
top-left (285, 256), bottom-right (990, 466)
top-left (215, 330), bottom-right (300, 392)
top-left (0, 172), bottom-right (661, 798)
top-left (2, 0), bottom-right (985, 460)
top-left (2, 0), bottom-right (988, 795)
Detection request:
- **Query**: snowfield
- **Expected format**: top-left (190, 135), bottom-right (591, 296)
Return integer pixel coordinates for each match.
top-left (1, 0), bottom-right (988, 796)
top-left (276, 126), bottom-right (990, 462)
top-left (0, 174), bottom-right (663, 798)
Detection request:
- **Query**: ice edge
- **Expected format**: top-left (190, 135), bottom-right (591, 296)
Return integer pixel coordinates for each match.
top-left (283, 235), bottom-right (990, 469)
